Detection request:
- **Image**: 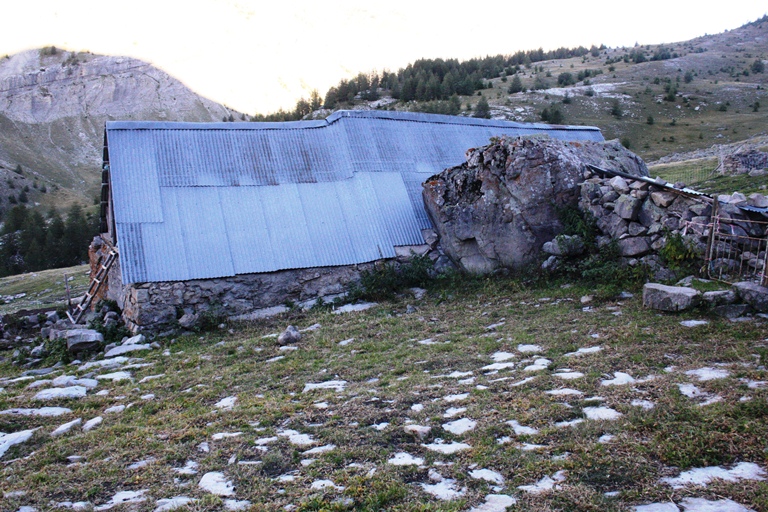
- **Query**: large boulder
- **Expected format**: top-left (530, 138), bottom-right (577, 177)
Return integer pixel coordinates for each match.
top-left (732, 282), bottom-right (768, 312)
top-left (642, 283), bottom-right (701, 312)
top-left (63, 329), bottom-right (104, 353)
top-left (422, 137), bottom-right (648, 273)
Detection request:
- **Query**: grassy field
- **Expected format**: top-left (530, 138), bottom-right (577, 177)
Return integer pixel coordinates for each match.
top-left (0, 264), bottom-right (90, 316)
top-left (1, 275), bottom-right (766, 511)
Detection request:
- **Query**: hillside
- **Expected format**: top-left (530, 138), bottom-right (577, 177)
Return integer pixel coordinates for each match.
top-left (0, 48), bottom-right (244, 212)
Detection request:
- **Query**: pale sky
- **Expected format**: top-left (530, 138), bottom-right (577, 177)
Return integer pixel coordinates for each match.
top-left (3, 1), bottom-right (766, 114)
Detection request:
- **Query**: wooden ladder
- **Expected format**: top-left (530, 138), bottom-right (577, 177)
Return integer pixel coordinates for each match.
top-left (68, 249), bottom-right (118, 324)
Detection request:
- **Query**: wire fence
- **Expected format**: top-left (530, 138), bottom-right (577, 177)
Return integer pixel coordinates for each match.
top-left (705, 206), bottom-right (768, 286)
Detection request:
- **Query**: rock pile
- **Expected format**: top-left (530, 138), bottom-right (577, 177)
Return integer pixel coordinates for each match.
top-left (422, 137), bottom-right (648, 273)
top-left (573, 168), bottom-right (768, 281)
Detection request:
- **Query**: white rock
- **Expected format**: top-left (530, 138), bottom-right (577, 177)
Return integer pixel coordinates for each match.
top-left (104, 405), bottom-right (125, 414)
top-left (0, 407), bottom-right (72, 417)
top-left (154, 496), bottom-right (197, 512)
top-left (138, 374), bottom-right (165, 384)
top-left (564, 346), bottom-right (603, 357)
top-left (34, 386), bottom-right (86, 400)
top-left (482, 362), bottom-right (515, 371)
top-left (214, 396), bottom-right (237, 410)
top-left (517, 344), bottom-right (542, 353)
top-left (443, 407), bottom-right (466, 418)
top-left (302, 444), bottom-right (336, 455)
top-left (104, 344), bottom-right (152, 357)
top-left (420, 479), bottom-right (465, 500)
top-left (506, 420), bottom-right (538, 436)
top-left (93, 490), bottom-right (148, 511)
top-left (601, 372), bottom-right (636, 386)
top-left (635, 503), bottom-right (681, 512)
top-left (545, 388), bottom-right (583, 396)
top-left (554, 371), bottom-right (584, 380)
top-left (517, 470), bottom-right (566, 494)
top-left (404, 424), bottom-right (432, 438)
top-left (0, 429), bottom-right (36, 458)
top-left (685, 367), bottom-right (730, 381)
top-left (303, 380), bottom-right (346, 392)
top-left (82, 417), bottom-right (103, 432)
top-left (198, 472), bottom-right (235, 496)
top-left (173, 460), bottom-right (199, 475)
top-left (679, 497), bottom-right (754, 512)
top-left (78, 357), bottom-right (129, 371)
top-left (410, 404), bottom-right (424, 412)
top-left (523, 358), bottom-right (551, 371)
top-left (277, 429), bottom-right (316, 446)
top-left (469, 469), bottom-right (504, 485)
top-left (310, 479), bottom-right (344, 490)
top-left (51, 418), bottom-right (82, 437)
top-left (96, 371), bottom-right (132, 382)
top-left (583, 406), bottom-right (622, 420)
top-left (212, 432), bottom-right (242, 440)
top-left (197, 442), bottom-right (210, 453)
top-left (519, 442), bottom-right (547, 451)
top-left (333, 302), bottom-right (376, 314)
top-left (141, 394), bottom-right (155, 400)
top-left (442, 418), bottom-right (476, 435)
top-left (468, 494), bottom-right (517, 512)
top-left (443, 393), bottom-right (469, 402)
top-left (555, 419), bottom-right (584, 428)
top-left (338, 338), bottom-right (355, 346)
top-left (511, 377), bottom-right (536, 387)
top-left (422, 439), bottom-right (471, 454)
top-left (661, 462), bottom-right (765, 488)
top-left (371, 422), bottom-right (389, 431)
top-left (491, 351), bottom-right (516, 361)
top-left (598, 434), bottom-right (615, 444)
top-left (128, 458), bottom-right (156, 469)
top-left (388, 452), bottom-right (424, 466)
top-left (631, 399), bottom-right (655, 410)
top-left (680, 320), bottom-right (708, 327)
top-left (224, 500), bottom-right (252, 511)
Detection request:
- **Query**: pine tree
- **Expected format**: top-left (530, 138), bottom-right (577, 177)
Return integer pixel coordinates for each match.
top-left (473, 96), bottom-right (491, 119)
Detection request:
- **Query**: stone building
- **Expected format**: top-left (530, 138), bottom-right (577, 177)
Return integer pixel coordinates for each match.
top-left (94, 110), bottom-right (604, 332)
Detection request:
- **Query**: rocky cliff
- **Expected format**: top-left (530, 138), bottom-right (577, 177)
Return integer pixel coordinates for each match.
top-left (422, 137), bottom-right (648, 273)
top-left (0, 48), bottom-right (241, 204)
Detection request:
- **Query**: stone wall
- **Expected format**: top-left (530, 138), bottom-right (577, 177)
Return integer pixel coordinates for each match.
top-left (575, 168), bottom-right (768, 281)
top-left (90, 237), bottom-right (437, 333)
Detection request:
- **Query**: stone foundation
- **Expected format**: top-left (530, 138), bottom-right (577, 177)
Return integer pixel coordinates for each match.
top-left (90, 238), bottom-right (437, 333)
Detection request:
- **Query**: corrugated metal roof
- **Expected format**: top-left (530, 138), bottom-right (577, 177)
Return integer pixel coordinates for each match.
top-left (106, 110), bottom-right (604, 283)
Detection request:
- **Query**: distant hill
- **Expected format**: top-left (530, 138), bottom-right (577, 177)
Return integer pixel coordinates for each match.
top-left (318, 16), bottom-right (768, 163)
top-left (0, 48), bottom-right (245, 213)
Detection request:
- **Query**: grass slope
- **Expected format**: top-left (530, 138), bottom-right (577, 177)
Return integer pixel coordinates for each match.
top-left (1, 277), bottom-right (766, 510)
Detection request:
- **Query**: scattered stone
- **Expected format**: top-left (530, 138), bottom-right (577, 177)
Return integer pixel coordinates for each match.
top-left (214, 396), bottom-right (237, 410)
top-left (388, 452), bottom-right (424, 466)
top-left (482, 362), bottom-right (515, 371)
top-left (303, 380), bottom-right (346, 393)
top-left (565, 346), bottom-right (603, 357)
top-left (469, 469), bottom-right (504, 485)
top-left (420, 478), bottom-right (465, 500)
top-left (685, 367), bottom-right (730, 381)
top-left (79, 357), bottom-right (129, 371)
top-left (310, 479), bottom-right (344, 491)
top-left (212, 432), bottom-right (242, 440)
top-left (680, 320), bottom-right (708, 327)
top-left (422, 439), bottom-right (471, 454)
top-left (173, 460), bottom-right (199, 475)
top-left (277, 429), bottom-right (316, 446)
top-left (601, 372), bottom-right (636, 386)
top-left (598, 434), bottom-right (615, 444)
top-left (82, 417), bottom-right (103, 432)
top-left (545, 388), bottom-right (583, 396)
top-left (154, 496), bottom-right (197, 512)
top-left (554, 370), bottom-right (584, 380)
top-left (643, 284), bottom-right (700, 312)
top-left (104, 344), bottom-right (152, 357)
top-left (523, 358), bottom-right (551, 371)
top-left (93, 490), bottom-right (148, 511)
top-left (442, 418), bottom-right (476, 435)
top-left (507, 420), bottom-right (538, 436)
top-left (404, 425), bottom-right (432, 438)
top-left (443, 393), bottom-right (469, 402)
top-left (338, 338), bottom-right (355, 346)
top-left (277, 326), bottom-right (301, 345)
top-left (223, 500), bottom-right (252, 511)
top-left (678, 498), bottom-right (754, 512)
top-left (63, 329), bottom-right (104, 354)
top-left (468, 494), bottom-right (517, 512)
top-left (96, 371), bottom-right (132, 382)
top-left (198, 471), bottom-right (235, 496)
top-left (631, 399), bottom-right (655, 410)
top-left (542, 235), bottom-right (585, 257)
top-left (104, 405), bottom-right (126, 414)
top-left (0, 407), bottom-right (72, 417)
top-left (333, 302), bottom-right (377, 314)
top-left (635, 503), bottom-right (679, 512)
top-left (517, 344), bottom-right (543, 353)
top-left (517, 470), bottom-right (567, 494)
top-left (555, 419), bottom-right (584, 428)
top-left (443, 407), bottom-right (466, 418)
top-left (51, 418), bottom-right (82, 437)
top-left (34, 386), bottom-right (87, 400)
top-left (661, 462), bottom-right (765, 488)
top-left (127, 458), bottom-right (156, 470)
top-left (0, 429), bottom-right (36, 458)
top-left (583, 406), bottom-right (622, 420)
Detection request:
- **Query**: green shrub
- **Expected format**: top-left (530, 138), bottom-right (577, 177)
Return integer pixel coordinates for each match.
top-left (659, 231), bottom-right (699, 274)
top-left (348, 254), bottom-right (434, 301)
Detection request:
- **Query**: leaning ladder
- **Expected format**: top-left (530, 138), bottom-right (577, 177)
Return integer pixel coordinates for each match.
top-left (67, 249), bottom-right (118, 324)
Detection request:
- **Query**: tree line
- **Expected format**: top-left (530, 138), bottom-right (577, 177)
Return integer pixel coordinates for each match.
top-left (252, 44), bottom-right (605, 121)
top-left (0, 204), bottom-right (98, 277)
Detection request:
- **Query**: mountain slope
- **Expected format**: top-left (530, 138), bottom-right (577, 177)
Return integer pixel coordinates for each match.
top-left (0, 48), bottom-right (242, 210)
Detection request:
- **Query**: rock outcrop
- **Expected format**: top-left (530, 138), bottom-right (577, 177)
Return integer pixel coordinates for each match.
top-left (422, 137), bottom-right (648, 273)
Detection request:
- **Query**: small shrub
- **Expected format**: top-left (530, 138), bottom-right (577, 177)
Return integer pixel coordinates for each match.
top-left (349, 254), bottom-right (434, 301)
top-left (659, 231), bottom-right (699, 274)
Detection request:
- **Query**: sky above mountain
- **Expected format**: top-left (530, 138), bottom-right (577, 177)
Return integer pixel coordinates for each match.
top-left (3, 0), bottom-right (767, 115)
